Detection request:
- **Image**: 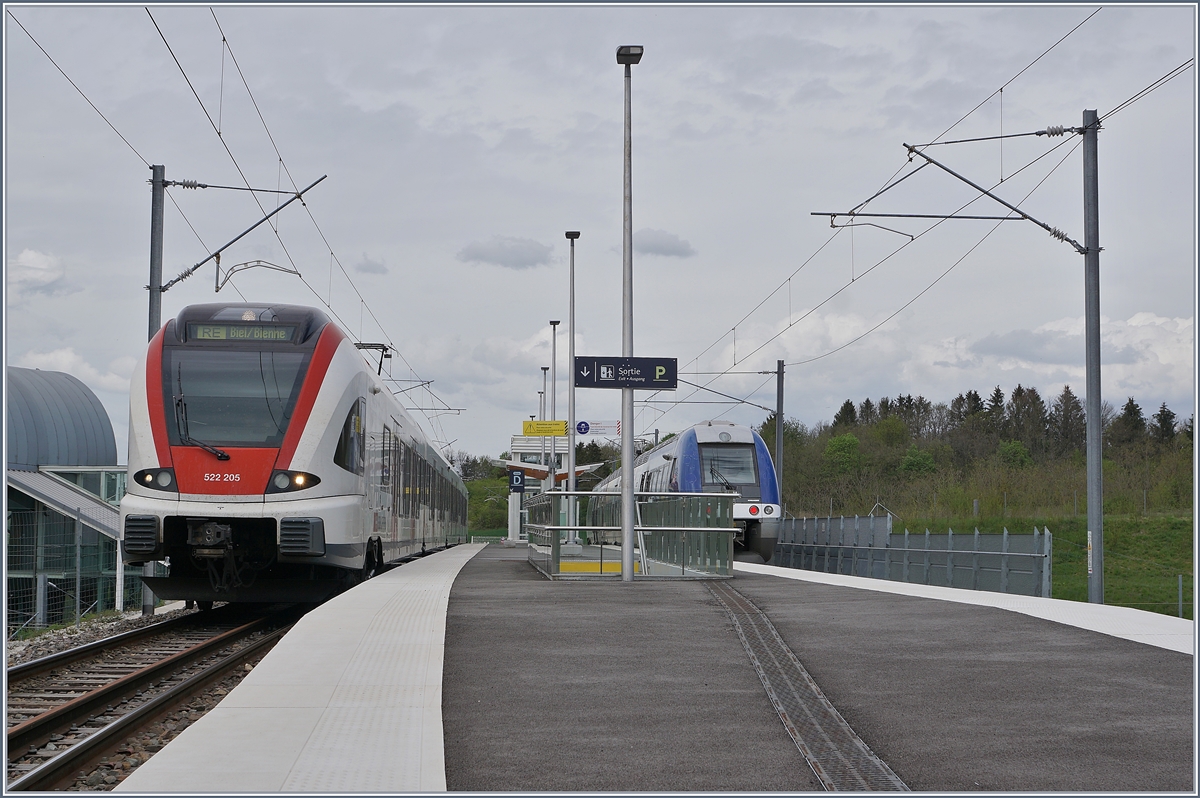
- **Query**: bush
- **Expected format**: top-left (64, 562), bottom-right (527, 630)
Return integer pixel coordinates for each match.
top-left (824, 434), bottom-right (861, 475)
top-left (998, 440), bottom-right (1033, 469)
top-left (898, 445), bottom-right (936, 475)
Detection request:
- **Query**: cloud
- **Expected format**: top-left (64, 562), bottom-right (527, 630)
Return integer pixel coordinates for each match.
top-left (14, 348), bottom-right (136, 394)
top-left (7, 249), bottom-right (75, 300)
top-left (455, 236), bottom-right (553, 269)
top-left (354, 253), bottom-right (388, 274)
top-left (971, 329), bottom-right (1091, 364)
top-left (633, 229), bottom-right (697, 258)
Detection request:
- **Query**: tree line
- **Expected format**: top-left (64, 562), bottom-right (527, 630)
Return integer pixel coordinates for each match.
top-left (452, 383), bottom-right (1192, 528)
top-left (761, 384), bottom-right (1193, 519)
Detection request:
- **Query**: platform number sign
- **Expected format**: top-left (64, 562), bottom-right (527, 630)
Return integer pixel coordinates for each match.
top-left (508, 469), bottom-right (525, 494)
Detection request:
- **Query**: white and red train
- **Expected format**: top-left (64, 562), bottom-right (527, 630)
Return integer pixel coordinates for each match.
top-left (120, 302), bottom-right (467, 605)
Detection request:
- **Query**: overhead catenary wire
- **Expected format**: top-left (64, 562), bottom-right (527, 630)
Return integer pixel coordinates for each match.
top-left (6, 8), bottom-right (244, 305)
top-left (641, 132), bottom-right (1085, 426)
top-left (1100, 57), bottom-right (1194, 122)
top-left (789, 140), bottom-right (1083, 369)
top-left (6, 10), bottom-right (150, 167)
top-left (638, 8), bottom-right (1103, 437)
top-left (202, 9), bottom-right (456, 448)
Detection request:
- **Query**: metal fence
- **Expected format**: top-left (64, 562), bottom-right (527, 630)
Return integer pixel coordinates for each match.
top-left (6, 508), bottom-right (161, 638)
top-left (525, 491), bottom-right (737, 579)
top-left (774, 515), bottom-right (1052, 598)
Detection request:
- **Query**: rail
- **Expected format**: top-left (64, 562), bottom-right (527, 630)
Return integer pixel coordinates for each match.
top-left (524, 491), bottom-right (738, 579)
top-left (7, 626), bottom-right (289, 791)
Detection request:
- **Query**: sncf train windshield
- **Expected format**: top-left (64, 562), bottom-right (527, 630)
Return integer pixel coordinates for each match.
top-left (163, 348), bottom-right (311, 447)
top-left (699, 443), bottom-right (758, 487)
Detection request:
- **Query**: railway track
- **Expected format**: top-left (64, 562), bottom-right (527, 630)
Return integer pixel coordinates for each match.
top-left (6, 605), bottom-right (305, 791)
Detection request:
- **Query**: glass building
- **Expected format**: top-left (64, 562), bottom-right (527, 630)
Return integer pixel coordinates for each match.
top-left (6, 367), bottom-right (155, 636)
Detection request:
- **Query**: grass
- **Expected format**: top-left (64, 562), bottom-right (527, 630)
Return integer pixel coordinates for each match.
top-left (899, 512), bottom-right (1194, 619)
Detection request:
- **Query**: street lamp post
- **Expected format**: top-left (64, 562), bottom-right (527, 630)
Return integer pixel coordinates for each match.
top-left (549, 320), bottom-right (560, 494)
top-left (616, 44), bottom-right (643, 582)
top-left (539, 369), bottom-right (547, 492)
top-left (566, 232), bottom-right (580, 541)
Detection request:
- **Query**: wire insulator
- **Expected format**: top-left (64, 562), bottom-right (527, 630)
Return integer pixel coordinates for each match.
top-left (177, 179), bottom-right (204, 189)
top-left (1040, 125), bottom-right (1066, 137)
top-left (1049, 227), bottom-right (1067, 241)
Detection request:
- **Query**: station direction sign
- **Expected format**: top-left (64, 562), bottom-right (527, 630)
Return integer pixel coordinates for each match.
top-left (576, 420), bottom-right (620, 436)
top-left (575, 356), bottom-right (677, 390)
top-left (523, 420), bottom-right (568, 437)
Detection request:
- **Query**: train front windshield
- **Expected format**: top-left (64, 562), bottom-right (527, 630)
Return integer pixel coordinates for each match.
top-left (163, 348), bottom-right (311, 447)
top-left (699, 443), bottom-right (758, 487)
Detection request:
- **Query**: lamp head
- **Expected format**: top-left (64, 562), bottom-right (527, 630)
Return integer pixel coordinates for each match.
top-left (550, 320), bottom-right (560, 327)
top-left (565, 231), bottom-right (580, 240)
top-left (616, 45), bottom-right (644, 65)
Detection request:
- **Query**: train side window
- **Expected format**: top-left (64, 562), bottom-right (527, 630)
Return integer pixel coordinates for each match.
top-left (334, 398), bottom-right (365, 475)
top-left (381, 426), bottom-right (393, 489)
top-left (400, 442), bottom-right (410, 516)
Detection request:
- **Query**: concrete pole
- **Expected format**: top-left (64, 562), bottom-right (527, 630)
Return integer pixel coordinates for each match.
top-left (144, 164), bottom-right (165, 618)
top-left (776, 360), bottom-right (785, 504)
top-left (620, 60), bottom-right (636, 582)
top-left (539, 371), bottom-right (547, 492)
top-left (566, 232), bottom-right (580, 537)
top-left (148, 165), bottom-right (165, 339)
top-left (1082, 109), bottom-right (1104, 604)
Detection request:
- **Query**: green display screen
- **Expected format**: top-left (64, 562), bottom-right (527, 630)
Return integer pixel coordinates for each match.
top-left (188, 323), bottom-right (296, 342)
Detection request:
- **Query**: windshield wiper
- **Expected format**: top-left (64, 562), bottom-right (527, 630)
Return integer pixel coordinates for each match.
top-left (174, 395), bottom-right (230, 461)
top-left (709, 463), bottom-right (736, 492)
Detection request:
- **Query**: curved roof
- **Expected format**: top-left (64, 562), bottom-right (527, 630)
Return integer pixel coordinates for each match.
top-left (7, 367), bottom-right (118, 470)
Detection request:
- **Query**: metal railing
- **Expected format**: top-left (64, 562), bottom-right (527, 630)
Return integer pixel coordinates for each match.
top-left (6, 509), bottom-right (162, 637)
top-left (774, 515), bottom-right (1053, 598)
top-left (524, 491), bottom-right (738, 579)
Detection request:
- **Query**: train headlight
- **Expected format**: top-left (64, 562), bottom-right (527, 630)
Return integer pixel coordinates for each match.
top-left (748, 504), bottom-right (760, 516)
top-left (266, 470), bottom-right (321, 494)
top-left (133, 468), bottom-right (177, 492)
top-left (764, 505), bottom-right (774, 515)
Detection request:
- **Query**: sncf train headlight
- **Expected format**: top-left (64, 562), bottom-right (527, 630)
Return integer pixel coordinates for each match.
top-left (134, 468), bottom-right (177, 492)
top-left (266, 470), bottom-right (321, 494)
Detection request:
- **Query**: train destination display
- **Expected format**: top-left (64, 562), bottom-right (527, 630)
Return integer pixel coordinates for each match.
top-left (187, 323), bottom-right (297, 341)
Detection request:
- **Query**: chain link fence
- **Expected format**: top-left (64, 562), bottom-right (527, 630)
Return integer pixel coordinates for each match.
top-left (6, 508), bottom-right (161, 638)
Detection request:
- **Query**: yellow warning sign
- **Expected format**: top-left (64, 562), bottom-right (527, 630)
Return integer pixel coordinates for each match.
top-left (523, 420), bottom-right (568, 437)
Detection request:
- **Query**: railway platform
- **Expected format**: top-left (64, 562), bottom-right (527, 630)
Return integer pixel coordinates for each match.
top-left (119, 542), bottom-right (1194, 792)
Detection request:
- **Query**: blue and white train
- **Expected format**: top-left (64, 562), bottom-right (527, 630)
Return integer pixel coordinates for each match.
top-left (590, 420), bottom-right (781, 562)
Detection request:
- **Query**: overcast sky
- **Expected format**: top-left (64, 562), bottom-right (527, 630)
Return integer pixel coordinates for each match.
top-left (4, 4), bottom-right (1195, 463)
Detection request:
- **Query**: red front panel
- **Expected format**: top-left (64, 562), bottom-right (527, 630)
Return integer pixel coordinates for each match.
top-left (275, 323), bottom-right (346, 470)
top-left (172, 447), bottom-right (278, 495)
top-left (146, 325), bottom-right (172, 466)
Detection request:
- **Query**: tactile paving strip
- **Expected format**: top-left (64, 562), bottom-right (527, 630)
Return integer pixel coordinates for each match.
top-left (707, 581), bottom-right (908, 792)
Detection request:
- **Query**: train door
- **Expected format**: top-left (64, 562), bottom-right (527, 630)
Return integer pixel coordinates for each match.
top-left (364, 411), bottom-right (383, 541)
top-left (380, 425), bottom-right (395, 552)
